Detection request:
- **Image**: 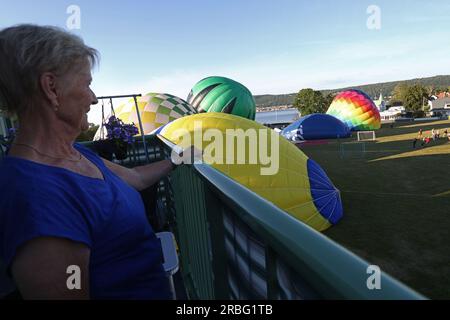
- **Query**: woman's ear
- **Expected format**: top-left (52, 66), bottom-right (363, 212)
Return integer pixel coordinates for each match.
top-left (39, 72), bottom-right (59, 111)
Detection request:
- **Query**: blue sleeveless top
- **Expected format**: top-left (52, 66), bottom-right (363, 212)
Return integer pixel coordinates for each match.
top-left (0, 143), bottom-right (171, 299)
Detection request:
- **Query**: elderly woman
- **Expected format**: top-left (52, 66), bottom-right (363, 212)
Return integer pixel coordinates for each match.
top-left (0, 25), bottom-right (178, 299)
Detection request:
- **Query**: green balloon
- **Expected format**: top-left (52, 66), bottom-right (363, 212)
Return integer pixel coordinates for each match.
top-left (187, 76), bottom-right (256, 120)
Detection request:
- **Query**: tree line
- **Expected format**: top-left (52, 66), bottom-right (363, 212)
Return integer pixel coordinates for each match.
top-left (254, 75), bottom-right (450, 108)
top-left (293, 84), bottom-right (450, 116)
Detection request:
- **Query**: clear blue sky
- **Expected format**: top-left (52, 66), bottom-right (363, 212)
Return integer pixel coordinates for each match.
top-left (1, 0), bottom-right (450, 124)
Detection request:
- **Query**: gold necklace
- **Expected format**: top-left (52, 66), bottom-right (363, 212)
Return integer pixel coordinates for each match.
top-left (12, 143), bottom-right (83, 162)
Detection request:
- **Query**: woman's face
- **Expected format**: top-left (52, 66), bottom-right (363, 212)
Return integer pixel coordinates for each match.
top-left (56, 59), bottom-right (97, 133)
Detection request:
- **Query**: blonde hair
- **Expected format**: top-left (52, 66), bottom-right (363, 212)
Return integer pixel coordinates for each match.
top-left (0, 24), bottom-right (99, 116)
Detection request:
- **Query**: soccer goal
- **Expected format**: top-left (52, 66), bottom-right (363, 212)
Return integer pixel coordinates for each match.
top-left (357, 131), bottom-right (376, 141)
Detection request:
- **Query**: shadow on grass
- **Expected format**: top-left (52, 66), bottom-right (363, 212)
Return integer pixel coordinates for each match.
top-left (366, 138), bottom-right (449, 161)
top-left (301, 142), bottom-right (450, 299)
top-left (375, 120), bottom-right (450, 141)
top-left (299, 129), bottom-right (449, 167)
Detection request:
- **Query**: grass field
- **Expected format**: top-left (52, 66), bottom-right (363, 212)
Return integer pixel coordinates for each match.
top-left (299, 119), bottom-right (450, 299)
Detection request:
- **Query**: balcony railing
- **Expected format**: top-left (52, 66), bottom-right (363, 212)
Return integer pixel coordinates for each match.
top-left (83, 135), bottom-right (424, 300)
top-left (0, 135), bottom-right (426, 299)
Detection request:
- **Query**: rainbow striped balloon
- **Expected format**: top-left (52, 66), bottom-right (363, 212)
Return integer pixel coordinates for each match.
top-left (326, 89), bottom-right (381, 131)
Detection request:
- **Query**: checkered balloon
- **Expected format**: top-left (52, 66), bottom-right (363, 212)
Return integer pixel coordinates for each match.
top-left (114, 93), bottom-right (197, 135)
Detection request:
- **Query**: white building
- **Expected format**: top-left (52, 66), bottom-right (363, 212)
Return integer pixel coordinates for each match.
top-left (379, 106), bottom-right (405, 121)
top-left (428, 97), bottom-right (450, 117)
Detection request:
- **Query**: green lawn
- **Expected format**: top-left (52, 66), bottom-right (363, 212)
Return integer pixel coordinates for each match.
top-left (299, 120), bottom-right (450, 299)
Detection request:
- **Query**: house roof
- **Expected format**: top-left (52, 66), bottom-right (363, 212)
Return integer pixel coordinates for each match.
top-left (437, 92), bottom-right (450, 99)
top-left (430, 97), bottom-right (450, 109)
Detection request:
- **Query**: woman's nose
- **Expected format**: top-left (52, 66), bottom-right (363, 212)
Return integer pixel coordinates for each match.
top-left (91, 90), bottom-right (98, 105)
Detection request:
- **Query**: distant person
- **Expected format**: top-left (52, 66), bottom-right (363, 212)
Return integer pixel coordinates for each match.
top-left (421, 137), bottom-right (431, 147)
top-left (418, 129), bottom-right (423, 137)
top-left (431, 128), bottom-right (436, 140)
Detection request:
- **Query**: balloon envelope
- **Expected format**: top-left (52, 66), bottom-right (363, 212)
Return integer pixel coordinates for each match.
top-left (282, 113), bottom-right (351, 141)
top-left (327, 89), bottom-right (381, 131)
top-left (95, 93), bottom-right (196, 139)
top-left (156, 112), bottom-right (343, 231)
top-left (187, 76), bottom-right (256, 120)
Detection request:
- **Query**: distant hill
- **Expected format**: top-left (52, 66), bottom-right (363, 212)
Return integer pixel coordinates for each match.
top-left (253, 94), bottom-right (297, 108)
top-left (254, 75), bottom-right (450, 107)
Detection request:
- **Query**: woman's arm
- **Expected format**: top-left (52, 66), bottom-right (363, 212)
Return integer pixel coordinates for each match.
top-left (103, 158), bottom-right (174, 191)
top-left (11, 237), bottom-right (90, 300)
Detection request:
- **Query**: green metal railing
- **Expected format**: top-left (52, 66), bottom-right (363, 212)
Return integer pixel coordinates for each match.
top-left (81, 135), bottom-right (425, 300)
top-left (171, 164), bottom-right (425, 300)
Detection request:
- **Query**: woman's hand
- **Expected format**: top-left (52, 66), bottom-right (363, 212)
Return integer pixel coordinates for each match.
top-left (103, 158), bottom-right (173, 191)
top-left (102, 145), bottom-right (203, 192)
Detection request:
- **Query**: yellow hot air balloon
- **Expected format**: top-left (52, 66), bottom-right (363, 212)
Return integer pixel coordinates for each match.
top-left (155, 113), bottom-right (343, 232)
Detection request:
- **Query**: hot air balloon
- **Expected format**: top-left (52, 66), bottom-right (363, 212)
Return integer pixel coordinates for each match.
top-left (156, 112), bottom-right (343, 231)
top-left (95, 93), bottom-right (196, 139)
top-left (187, 76), bottom-right (256, 120)
top-left (281, 113), bottom-right (351, 141)
top-left (326, 89), bottom-right (381, 131)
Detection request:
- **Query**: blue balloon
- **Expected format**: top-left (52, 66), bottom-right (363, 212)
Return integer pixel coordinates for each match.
top-left (307, 159), bottom-right (343, 225)
top-left (282, 113), bottom-right (350, 141)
